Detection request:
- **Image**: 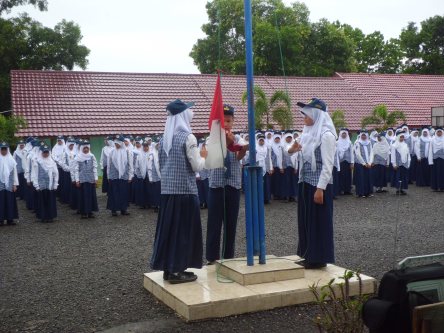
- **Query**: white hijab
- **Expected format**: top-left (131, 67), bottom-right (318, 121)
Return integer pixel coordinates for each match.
top-left (256, 139), bottom-right (268, 175)
top-left (52, 140), bottom-right (66, 160)
top-left (372, 136), bottom-right (390, 160)
top-left (393, 133), bottom-right (409, 164)
top-left (432, 129), bottom-right (444, 154)
top-left (0, 148), bottom-right (17, 188)
top-left (163, 108), bottom-right (193, 156)
top-left (357, 132), bottom-right (371, 162)
top-left (271, 134), bottom-right (283, 167)
top-left (75, 144), bottom-right (93, 163)
top-left (370, 130), bottom-right (379, 144)
top-left (420, 129), bottom-right (431, 156)
top-left (37, 151), bottom-right (58, 190)
top-left (137, 148), bottom-right (151, 179)
top-left (336, 130), bottom-right (351, 159)
top-left (299, 106), bottom-right (337, 171)
top-left (265, 132), bottom-right (273, 147)
top-left (150, 142), bottom-right (161, 178)
top-left (386, 130), bottom-right (395, 144)
top-left (111, 142), bottom-right (128, 178)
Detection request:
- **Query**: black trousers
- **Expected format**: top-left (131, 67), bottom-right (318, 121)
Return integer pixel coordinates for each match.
top-left (206, 186), bottom-right (241, 262)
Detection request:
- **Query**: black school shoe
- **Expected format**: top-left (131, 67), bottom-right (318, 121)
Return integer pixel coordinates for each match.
top-left (7, 220), bottom-right (16, 226)
top-left (111, 211), bottom-right (118, 217)
top-left (121, 211), bottom-right (130, 216)
top-left (163, 272), bottom-right (197, 284)
top-left (81, 214), bottom-right (88, 219)
top-left (296, 260), bottom-right (327, 269)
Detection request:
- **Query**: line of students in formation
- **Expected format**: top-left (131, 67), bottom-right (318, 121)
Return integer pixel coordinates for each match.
top-left (1, 123), bottom-right (444, 227)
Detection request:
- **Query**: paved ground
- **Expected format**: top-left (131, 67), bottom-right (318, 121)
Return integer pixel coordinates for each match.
top-left (1, 185), bottom-right (443, 333)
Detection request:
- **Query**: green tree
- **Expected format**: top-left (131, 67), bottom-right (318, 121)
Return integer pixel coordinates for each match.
top-left (0, 113), bottom-right (27, 146)
top-left (331, 109), bottom-right (347, 130)
top-left (400, 16), bottom-right (444, 74)
top-left (0, 0), bottom-right (47, 15)
top-left (0, 14), bottom-right (90, 112)
top-left (361, 104), bottom-right (406, 131)
top-left (242, 86), bottom-right (292, 130)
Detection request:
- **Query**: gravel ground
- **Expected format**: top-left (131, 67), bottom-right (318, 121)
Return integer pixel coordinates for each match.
top-left (1, 185), bottom-right (443, 333)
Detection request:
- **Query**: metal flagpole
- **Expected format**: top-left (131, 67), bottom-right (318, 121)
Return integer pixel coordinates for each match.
top-left (243, 0), bottom-right (266, 265)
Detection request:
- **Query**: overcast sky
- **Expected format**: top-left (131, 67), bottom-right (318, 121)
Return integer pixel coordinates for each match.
top-left (7, 0), bottom-right (444, 74)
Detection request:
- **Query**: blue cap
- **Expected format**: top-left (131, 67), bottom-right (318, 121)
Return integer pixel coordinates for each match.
top-left (297, 98), bottom-right (327, 112)
top-left (166, 99), bottom-right (194, 115)
top-left (223, 104), bottom-right (235, 116)
top-left (0, 141), bottom-right (9, 148)
top-left (26, 137), bottom-right (34, 143)
top-left (40, 144), bottom-right (50, 152)
top-left (56, 135), bottom-right (65, 141)
top-left (114, 135), bottom-right (125, 142)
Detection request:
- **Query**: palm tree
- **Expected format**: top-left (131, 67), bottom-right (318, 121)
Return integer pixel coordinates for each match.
top-left (331, 109), bottom-right (347, 131)
top-left (361, 104), bottom-right (406, 131)
top-left (242, 87), bottom-right (293, 130)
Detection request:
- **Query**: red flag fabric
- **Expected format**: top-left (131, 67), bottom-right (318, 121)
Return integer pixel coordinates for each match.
top-left (208, 73), bottom-right (224, 130)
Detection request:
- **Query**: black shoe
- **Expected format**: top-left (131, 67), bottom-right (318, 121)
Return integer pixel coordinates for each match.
top-left (121, 211), bottom-right (130, 216)
top-left (297, 260), bottom-right (326, 269)
top-left (81, 214), bottom-right (88, 219)
top-left (166, 272), bottom-right (197, 284)
top-left (111, 211), bottom-right (118, 217)
top-left (401, 190), bottom-right (407, 195)
top-left (396, 190), bottom-right (401, 195)
top-left (88, 213), bottom-right (95, 218)
top-left (6, 220), bottom-right (16, 226)
top-left (344, 192), bottom-right (353, 195)
top-left (206, 260), bottom-right (217, 265)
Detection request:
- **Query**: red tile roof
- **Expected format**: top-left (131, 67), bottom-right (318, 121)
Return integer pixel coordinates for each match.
top-left (11, 70), bottom-right (444, 137)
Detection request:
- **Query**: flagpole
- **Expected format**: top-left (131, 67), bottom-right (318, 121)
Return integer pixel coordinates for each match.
top-left (244, 0), bottom-right (266, 265)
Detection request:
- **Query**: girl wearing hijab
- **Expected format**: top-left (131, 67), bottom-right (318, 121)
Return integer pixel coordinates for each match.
top-left (287, 98), bottom-right (337, 269)
top-left (130, 137), bottom-right (143, 204)
top-left (415, 128), bottom-right (432, 187)
top-left (134, 141), bottom-right (151, 209)
top-left (100, 136), bottom-right (114, 193)
top-left (31, 144), bottom-right (59, 223)
top-left (282, 130), bottom-right (297, 202)
top-left (151, 99), bottom-right (208, 284)
top-left (354, 130), bottom-right (373, 198)
top-left (370, 130), bottom-right (379, 147)
top-left (271, 133), bottom-right (285, 200)
top-left (196, 138), bottom-right (210, 209)
top-left (256, 133), bottom-right (274, 204)
top-left (409, 129), bottom-right (419, 183)
top-left (391, 130), bottom-right (411, 194)
top-left (148, 137), bottom-right (161, 212)
top-left (429, 127), bottom-right (444, 191)
top-left (24, 139), bottom-right (41, 211)
top-left (370, 133), bottom-right (390, 193)
top-left (12, 139), bottom-right (26, 200)
top-left (336, 128), bottom-right (354, 195)
top-left (0, 142), bottom-right (19, 226)
top-left (73, 141), bottom-right (98, 219)
top-left (58, 137), bottom-right (75, 204)
top-left (52, 136), bottom-right (67, 199)
top-left (106, 135), bottom-right (134, 216)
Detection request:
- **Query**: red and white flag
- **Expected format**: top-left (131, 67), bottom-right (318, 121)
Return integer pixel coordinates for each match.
top-left (205, 72), bottom-right (227, 169)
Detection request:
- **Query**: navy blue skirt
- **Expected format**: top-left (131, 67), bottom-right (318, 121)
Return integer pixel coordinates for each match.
top-left (263, 173), bottom-right (271, 203)
top-left (69, 182), bottom-right (79, 210)
top-left (283, 167), bottom-right (298, 198)
top-left (134, 177), bottom-right (150, 207)
top-left (0, 190), bottom-right (19, 221)
top-left (332, 166), bottom-right (340, 197)
top-left (416, 158), bottom-right (431, 187)
top-left (372, 164), bottom-right (387, 188)
top-left (25, 184), bottom-right (35, 210)
top-left (102, 166), bottom-right (109, 193)
top-left (431, 158), bottom-right (444, 190)
top-left (354, 164), bottom-right (373, 196)
top-left (59, 170), bottom-right (72, 204)
top-left (409, 155), bottom-right (417, 182)
top-left (392, 166), bottom-right (409, 189)
top-left (36, 189), bottom-right (57, 220)
top-left (149, 181), bottom-right (161, 207)
top-left (197, 178), bottom-right (209, 205)
top-left (107, 179), bottom-right (129, 212)
top-left (17, 172), bottom-right (26, 200)
top-left (339, 161), bottom-right (352, 193)
top-left (150, 194), bottom-right (203, 272)
top-left (297, 182), bottom-right (334, 264)
top-left (271, 167), bottom-right (286, 199)
top-left (78, 182), bottom-right (99, 214)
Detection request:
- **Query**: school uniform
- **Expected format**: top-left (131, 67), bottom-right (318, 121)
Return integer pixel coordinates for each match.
top-left (100, 137), bottom-right (114, 194)
top-left (391, 134), bottom-right (411, 193)
top-left (196, 168), bottom-right (210, 208)
top-left (415, 130), bottom-right (432, 187)
top-left (24, 143), bottom-right (40, 211)
top-left (31, 147), bottom-right (59, 222)
top-left (0, 144), bottom-right (19, 225)
top-left (52, 137), bottom-right (67, 200)
top-left (332, 150), bottom-right (341, 198)
top-left (354, 135), bottom-right (373, 197)
top-left (294, 98), bottom-right (336, 268)
top-left (151, 100), bottom-right (205, 283)
top-left (73, 144), bottom-right (99, 218)
top-left (428, 130), bottom-right (444, 191)
top-left (148, 146), bottom-right (161, 209)
top-left (106, 138), bottom-right (134, 215)
top-left (282, 134), bottom-right (298, 201)
top-left (370, 137), bottom-right (390, 191)
top-left (271, 136), bottom-right (285, 199)
top-left (336, 130), bottom-right (354, 195)
top-left (409, 132), bottom-right (419, 183)
top-left (256, 139), bottom-right (273, 204)
top-left (134, 149), bottom-right (151, 208)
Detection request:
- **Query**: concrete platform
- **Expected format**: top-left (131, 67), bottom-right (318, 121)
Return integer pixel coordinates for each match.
top-left (143, 255), bottom-right (377, 321)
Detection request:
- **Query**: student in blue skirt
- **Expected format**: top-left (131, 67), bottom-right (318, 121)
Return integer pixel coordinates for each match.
top-left (106, 135), bottom-right (134, 216)
top-left (415, 128), bottom-right (432, 187)
top-left (409, 129), bottom-right (419, 183)
top-left (134, 141), bottom-right (151, 208)
top-left (12, 139), bottom-right (26, 200)
top-left (354, 130), bottom-right (373, 198)
top-left (271, 133), bottom-right (285, 200)
top-left (391, 130), bottom-right (411, 195)
top-left (73, 141), bottom-right (99, 219)
top-left (31, 144), bottom-right (59, 223)
top-left (151, 99), bottom-right (208, 284)
top-left (282, 131), bottom-right (298, 202)
top-left (100, 136), bottom-right (114, 194)
top-left (336, 129), bottom-right (354, 195)
top-left (0, 142), bottom-right (19, 226)
top-left (256, 133), bottom-right (273, 204)
top-left (429, 127), bottom-right (444, 191)
top-left (370, 133), bottom-right (390, 193)
top-left (24, 139), bottom-right (41, 211)
top-left (287, 98), bottom-right (337, 269)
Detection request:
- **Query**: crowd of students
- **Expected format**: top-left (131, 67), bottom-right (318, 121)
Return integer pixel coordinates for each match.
top-left (1, 122), bottom-right (444, 227)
